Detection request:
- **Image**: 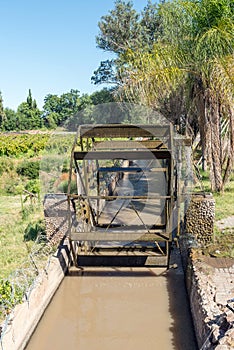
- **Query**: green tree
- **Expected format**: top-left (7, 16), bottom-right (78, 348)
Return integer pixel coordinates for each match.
top-left (0, 91), bottom-right (6, 129)
top-left (17, 90), bottom-right (43, 130)
top-left (64, 88), bottom-right (116, 129)
top-left (92, 0), bottom-right (141, 86)
top-left (2, 108), bottom-right (18, 131)
top-left (96, 0), bottom-right (141, 54)
top-left (118, 0), bottom-right (234, 192)
top-left (60, 89), bottom-right (81, 118)
top-left (43, 94), bottom-right (61, 128)
top-left (92, 0), bottom-right (163, 86)
top-left (27, 89), bottom-right (33, 108)
top-left (43, 89), bottom-right (81, 127)
top-left (90, 88), bottom-right (115, 105)
top-left (140, 0), bottom-right (162, 50)
top-left (158, 0), bottom-right (234, 191)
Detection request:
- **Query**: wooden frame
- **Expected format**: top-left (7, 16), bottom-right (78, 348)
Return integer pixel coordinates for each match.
top-left (67, 123), bottom-right (176, 268)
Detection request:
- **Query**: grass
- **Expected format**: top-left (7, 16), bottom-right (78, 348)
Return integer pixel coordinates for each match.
top-left (211, 227), bottom-right (234, 258)
top-left (0, 165), bottom-right (233, 276)
top-left (194, 170), bottom-right (234, 220)
top-left (0, 195), bottom-right (44, 278)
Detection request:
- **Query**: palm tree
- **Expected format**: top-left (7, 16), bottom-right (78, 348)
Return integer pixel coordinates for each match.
top-left (119, 0), bottom-right (234, 192)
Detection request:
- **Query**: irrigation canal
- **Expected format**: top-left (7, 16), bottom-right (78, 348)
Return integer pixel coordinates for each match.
top-left (25, 250), bottom-right (197, 350)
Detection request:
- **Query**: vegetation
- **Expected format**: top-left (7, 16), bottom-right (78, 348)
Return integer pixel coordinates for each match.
top-left (92, 0), bottom-right (160, 85)
top-left (0, 92), bottom-right (6, 127)
top-left (0, 0), bottom-right (233, 320)
top-left (94, 0), bottom-right (234, 192)
top-left (0, 132), bottom-right (77, 278)
top-left (0, 1), bottom-right (233, 192)
top-left (0, 194), bottom-right (47, 322)
top-left (0, 134), bottom-right (49, 158)
top-left (0, 279), bottom-right (25, 316)
top-left (16, 160), bottom-right (40, 179)
top-left (194, 170), bottom-right (234, 221)
top-left (0, 196), bottom-right (43, 277)
top-left (194, 169), bottom-right (234, 258)
top-left (0, 88), bottom-right (116, 132)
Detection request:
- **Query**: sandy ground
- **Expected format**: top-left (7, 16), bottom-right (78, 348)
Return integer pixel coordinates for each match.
top-left (216, 216), bottom-right (234, 230)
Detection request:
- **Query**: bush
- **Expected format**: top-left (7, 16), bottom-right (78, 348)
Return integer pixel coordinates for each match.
top-left (0, 134), bottom-right (49, 157)
top-left (40, 155), bottom-right (65, 173)
top-left (25, 179), bottom-right (40, 194)
top-left (0, 279), bottom-right (25, 315)
top-left (16, 160), bottom-right (40, 179)
top-left (0, 158), bottom-right (14, 175)
top-left (24, 221), bottom-right (46, 242)
top-left (57, 179), bottom-right (77, 193)
top-left (0, 173), bottom-right (22, 195)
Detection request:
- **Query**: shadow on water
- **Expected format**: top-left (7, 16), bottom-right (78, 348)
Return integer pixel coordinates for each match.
top-left (67, 267), bottom-right (166, 278)
top-left (166, 247), bottom-right (198, 350)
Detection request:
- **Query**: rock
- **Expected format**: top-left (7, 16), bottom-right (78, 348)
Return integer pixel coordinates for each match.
top-left (211, 325), bottom-right (220, 344)
top-left (215, 292), bottom-right (229, 306)
top-left (211, 306), bottom-right (222, 316)
top-left (227, 338), bottom-right (234, 347)
top-left (226, 310), bottom-right (234, 323)
top-left (226, 328), bottom-right (234, 338)
top-left (219, 336), bottom-right (228, 345)
top-left (215, 345), bottom-right (229, 350)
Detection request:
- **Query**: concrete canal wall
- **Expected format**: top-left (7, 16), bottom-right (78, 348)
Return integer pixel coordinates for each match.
top-left (0, 240), bottom-right (71, 350)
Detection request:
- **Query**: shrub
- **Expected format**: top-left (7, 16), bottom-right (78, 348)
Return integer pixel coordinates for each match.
top-left (16, 160), bottom-right (40, 179)
top-left (0, 158), bottom-right (14, 175)
top-left (40, 155), bottom-right (65, 173)
top-left (25, 179), bottom-right (40, 194)
top-left (0, 279), bottom-right (25, 316)
top-left (0, 173), bottom-right (21, 195)
top-left (0, 134), bottom-right (49, 157)
top-left (24, 221), bottom-right (46, 242)
top-left (57, 179), bottom-right (77, 193)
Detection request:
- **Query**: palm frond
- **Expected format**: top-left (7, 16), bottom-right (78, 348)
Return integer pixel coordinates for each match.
top-left (211, 54), bottom-right (234, 104)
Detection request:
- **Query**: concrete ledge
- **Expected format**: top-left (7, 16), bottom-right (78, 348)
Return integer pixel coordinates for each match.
top-left (1, 239), bottom-right (72, 350)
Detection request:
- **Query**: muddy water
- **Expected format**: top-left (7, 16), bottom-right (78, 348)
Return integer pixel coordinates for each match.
top-left (25, 263), bottom-right (197, 350)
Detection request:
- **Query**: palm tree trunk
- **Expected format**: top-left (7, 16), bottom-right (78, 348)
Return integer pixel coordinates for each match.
top-left (206, 91), bottom-right (223, 192)
top-left (223, 106), bottom-right (234, 187)
top-left (195, 80), bottom-right (208, 171)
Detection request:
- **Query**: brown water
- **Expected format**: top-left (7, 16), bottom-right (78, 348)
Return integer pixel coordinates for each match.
top-left (25, 260), bottom-right (197, 350)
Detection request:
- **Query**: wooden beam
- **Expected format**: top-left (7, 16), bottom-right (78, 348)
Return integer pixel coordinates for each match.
top-left (78, 124), bottom-right (171, 139)
top-left (98, 166), bottom-right (143, 173)
top-left (74, 150), bottom-right (171, 160)
top-left (68, 194), bottom-right (171, 200)
top-left (93, 140), bottom-right (167, 150)
top-left (70, 231), bottom-right (170, 242)
top-left (97, 166), bottom-right (168, 173)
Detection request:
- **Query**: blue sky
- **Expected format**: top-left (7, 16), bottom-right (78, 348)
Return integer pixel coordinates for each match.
top-left (0, 0), bottom-right (149, 110)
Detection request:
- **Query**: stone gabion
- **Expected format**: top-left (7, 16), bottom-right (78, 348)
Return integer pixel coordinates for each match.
top-left (43, 194), bottom-right (73, 245)
top-left (44, 217), bottom-right (68, 245)
top-left (185, 194), bottom-right (215, 245)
